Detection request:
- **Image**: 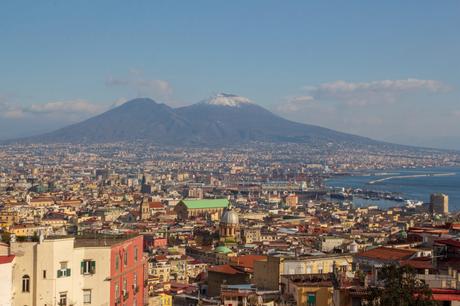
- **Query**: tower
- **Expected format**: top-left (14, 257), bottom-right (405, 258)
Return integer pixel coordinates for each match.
top-left (140, 198), bottom-right (150, 220)
top-left (430, 193), bottom-right (448, 215)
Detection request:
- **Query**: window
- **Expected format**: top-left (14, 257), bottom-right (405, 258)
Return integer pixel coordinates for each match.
top-left (83, 289), bottom-right (91, 304)
top-left (123, 278), bottom-right (127, 293)
top-left (134, 246), bottom-right (138, 262)
top-left (116, 256), bottom-right (119, 271)
top-left (59, 292), bottom-right (67, 306)
top-left (81, 260), bottom-right (96, 274)
top-left (307, 293), bottom-right (316, 306)
top-left (57, 262), bottom-right (71, 278)
top-left (133, 273), bottom-right (138, 293)
top-left (22, 275), bottom-right (30, 292)
top-left (318, 265), bottom-right (323, 274)
top-left (43, 270), bottom-right (47, 279)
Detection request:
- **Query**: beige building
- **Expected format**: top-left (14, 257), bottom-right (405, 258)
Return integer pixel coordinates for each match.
top-left (11, 236), bottom-right (112, 306)
top-left (28, 197), bottom-right (55, 208)
top-left (254, 254), bottom-right (353, 291)
top-left (317, 236), bottom-right (345, 253)
top-left (430, 193), bottom-right (448, 215)
top-left (9, 224), bottom-right (53, 237)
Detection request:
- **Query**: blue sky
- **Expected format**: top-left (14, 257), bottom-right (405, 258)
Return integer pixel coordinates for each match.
top-left (1, 1), bottom-right (459, 149)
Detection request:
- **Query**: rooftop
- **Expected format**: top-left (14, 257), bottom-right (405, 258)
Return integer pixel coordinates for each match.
top-left (357, 247), bottom-right (417, 261)
top-left (179, 198), bottom-right (229, 209)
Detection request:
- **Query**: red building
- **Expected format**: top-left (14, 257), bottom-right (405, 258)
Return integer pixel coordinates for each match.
top-left (109, 235), bottom-right (145, 306)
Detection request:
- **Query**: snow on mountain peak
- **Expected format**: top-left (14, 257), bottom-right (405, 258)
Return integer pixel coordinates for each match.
top-left (202, 93), bottom-right (254, 107)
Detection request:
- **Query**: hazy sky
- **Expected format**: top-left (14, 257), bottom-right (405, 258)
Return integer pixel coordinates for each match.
top-left (1, 1), bottom-right (459, 149)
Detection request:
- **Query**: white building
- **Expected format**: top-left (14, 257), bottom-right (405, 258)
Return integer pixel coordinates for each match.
top-left (0, 255), bottom-right (15, 306)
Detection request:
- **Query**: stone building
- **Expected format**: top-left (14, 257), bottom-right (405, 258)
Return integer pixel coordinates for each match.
top-left (174, 199), bottom-right (228, 221)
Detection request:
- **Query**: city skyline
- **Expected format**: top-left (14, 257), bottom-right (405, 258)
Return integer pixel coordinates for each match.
top-left (1, 1), bottom-right (459, 149)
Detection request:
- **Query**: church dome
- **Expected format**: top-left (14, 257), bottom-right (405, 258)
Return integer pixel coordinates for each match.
top-left (221, 209), bottom-right (239, 225)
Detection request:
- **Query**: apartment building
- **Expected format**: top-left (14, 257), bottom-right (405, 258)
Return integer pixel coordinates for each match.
top-left (9, 234), bottom-right (145, 306)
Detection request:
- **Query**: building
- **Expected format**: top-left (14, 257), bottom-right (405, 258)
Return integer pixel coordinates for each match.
top-left (285, 194), bottom-right (299, 208)
top-left (317, 236), bottom-right (345, 253)
top-left (174, 199), bottom-right (229, 221)
top-left (220, 284), bottom-right (278, 306)
top-left (254, 254), bottom-right (353, 291)
top-left (140, 198), bottom-right (151, 220)
top-left (430, 193), bottom-right (449, 215)
top-left (207, 264), bottom-right (251, 297)
top-left (241, 227), bottom-right (262, 244)
top-left (0, 255), bottom-right (15, 306)
top-left (219, 208), bottom-right (239, 242)
top-left (188, 188), bottom-right (204, 199)
top-left (10, 234), bottom-right (145, 306)
top-left (281, 274), bottom-right (334, 306)
top-left (28, 197), bottom-right (55, 208)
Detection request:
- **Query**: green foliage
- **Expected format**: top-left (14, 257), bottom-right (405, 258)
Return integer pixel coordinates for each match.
top-left (365, 265), bottom-right (438, 306)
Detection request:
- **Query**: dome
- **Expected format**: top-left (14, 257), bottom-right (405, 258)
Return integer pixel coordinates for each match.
top-left (215, 246), bottom-right (233, 254)
top-left (221, 209), bottom-right (239, 225)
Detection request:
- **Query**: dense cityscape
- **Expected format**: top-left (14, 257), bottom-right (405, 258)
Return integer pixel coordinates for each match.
top-left (0, 143), bottom-right (459, 305)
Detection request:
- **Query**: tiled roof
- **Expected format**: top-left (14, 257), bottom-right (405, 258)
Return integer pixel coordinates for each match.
top-left (149, 202), bottom-right (164, 209)
top-left (431, 289), bottom-right (460, 301)
top-left (208, 264), bottom-right (245, 275)
top-left (0, 255), bottom-right (15, 264)
top-left (400, 257), bottom-right (433, 270)
top-left (357, 247), bottom-right (416, 261)
top-left (435, 239), bottom-right (460, 248)
top-left (231, 255), bottom-right (267, 269)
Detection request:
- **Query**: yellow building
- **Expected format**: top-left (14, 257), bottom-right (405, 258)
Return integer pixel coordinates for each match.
top-left (9, 224), bottom-right (53, 237)
top-left (0, 210), bottom-right (19, 228)
top-left (28, 197), bottom-right (55, 207)
top-left (281, 274), bottom-right (334, 306)
top-left (159, 293), bottom-right (172, 306)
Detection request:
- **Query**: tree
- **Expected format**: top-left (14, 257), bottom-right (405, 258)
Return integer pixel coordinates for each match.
top-left (365, 265), bottom-right (438, 306)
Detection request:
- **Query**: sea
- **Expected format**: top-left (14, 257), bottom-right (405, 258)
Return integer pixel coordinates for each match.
top-left (325, 167), bottom-right (460, 212)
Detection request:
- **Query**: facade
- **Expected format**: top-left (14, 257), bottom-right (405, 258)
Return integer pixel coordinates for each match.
top-left (174, 199), bottom-right (228, 221)
top-left (317, 236), bottom-right (345, 253)
top-left (9, 235), bottom-right (145, 306)
top-left (207, 265), bottom-right (251, 297)
top-left (140, 198), bottom-right (150, 220)
top-left (285, 194), bottom-right (299, 208)
top-left (0, 255), bottom-right (15, 306)
top-left (241, 228), bottom-right (261, 244)
top-left (254, 255), bottom-right (353, 291)
top-left (281, 274), bottom-right (334, 306)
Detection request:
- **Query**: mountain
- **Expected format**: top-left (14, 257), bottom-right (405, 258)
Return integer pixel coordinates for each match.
top-left (9, 94), bottom-right (384, 146)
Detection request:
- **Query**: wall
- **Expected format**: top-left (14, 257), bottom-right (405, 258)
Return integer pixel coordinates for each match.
top-left (0, 258), bottom-right (14, 306)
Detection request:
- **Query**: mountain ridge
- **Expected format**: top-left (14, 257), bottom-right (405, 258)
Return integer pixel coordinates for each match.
top-left (5, 95), bottom-right (389, 147)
